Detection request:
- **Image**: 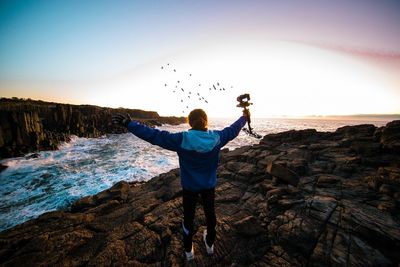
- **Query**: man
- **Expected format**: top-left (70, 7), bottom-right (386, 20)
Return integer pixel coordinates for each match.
top-left (112, 108), bottom-right (249, 261)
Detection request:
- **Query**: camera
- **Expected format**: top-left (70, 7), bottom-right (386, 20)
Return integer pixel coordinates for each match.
top-left (236, 94), bottom-right (252, 108)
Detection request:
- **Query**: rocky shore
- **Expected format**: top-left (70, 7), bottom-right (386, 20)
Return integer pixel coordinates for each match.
top-left (0, 120), bottom-right (399, 266)
top-left (0, 98), bottom-right (185, 159)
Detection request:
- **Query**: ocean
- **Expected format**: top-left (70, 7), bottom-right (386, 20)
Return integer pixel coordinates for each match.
top-left (0, 117), bottom-right (395, 231)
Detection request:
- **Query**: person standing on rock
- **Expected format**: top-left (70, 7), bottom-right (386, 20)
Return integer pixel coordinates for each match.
top-left (112, 108), bottom-right (249, 261)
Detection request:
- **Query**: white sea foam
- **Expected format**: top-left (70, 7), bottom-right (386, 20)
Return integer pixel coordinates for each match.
top-left (0, 117), bottom-right (393, 231)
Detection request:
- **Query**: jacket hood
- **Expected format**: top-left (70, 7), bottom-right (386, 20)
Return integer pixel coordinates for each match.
top-left (181, 130), bottom-right (220, 153)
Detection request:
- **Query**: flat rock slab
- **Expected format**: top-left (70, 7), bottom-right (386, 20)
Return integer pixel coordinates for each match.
top-left (266, 162), bottom-right (300, 186)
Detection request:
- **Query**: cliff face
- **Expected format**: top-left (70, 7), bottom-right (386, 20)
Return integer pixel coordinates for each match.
top-left (0, 98), bottom-right (186, 159)
top-left (0, 120), bottom-right (399, 266)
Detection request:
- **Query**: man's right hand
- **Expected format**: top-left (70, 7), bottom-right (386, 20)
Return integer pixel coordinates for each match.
top-left (243, 109), bottom-right (251, 123)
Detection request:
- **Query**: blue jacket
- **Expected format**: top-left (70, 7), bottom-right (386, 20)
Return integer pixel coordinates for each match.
top-left (127, 116), bottom-right (247, 192)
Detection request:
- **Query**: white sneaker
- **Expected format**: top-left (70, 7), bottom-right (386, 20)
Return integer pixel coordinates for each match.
top-left (185, 245), bottom-right (194, 261)
top-left (203, 230), bottom-right (214, 255)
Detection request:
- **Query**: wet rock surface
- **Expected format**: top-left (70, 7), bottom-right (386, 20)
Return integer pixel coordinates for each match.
top-left (1, 121), bottom-right (400, 266)
top-left (0, 98), bottom-right (185, 159)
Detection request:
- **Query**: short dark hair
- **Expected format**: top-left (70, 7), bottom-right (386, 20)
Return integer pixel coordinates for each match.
top-left (188, 109), bottom-right (208, 130)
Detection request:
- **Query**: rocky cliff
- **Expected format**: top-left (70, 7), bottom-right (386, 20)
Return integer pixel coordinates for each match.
top-left (0, 121), bottom-right (399, 266)
top-left (0, 98), bottom-right (185, 159)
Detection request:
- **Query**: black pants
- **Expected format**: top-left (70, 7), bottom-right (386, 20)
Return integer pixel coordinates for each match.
top-left (182, 188), bottom-right (216, 252)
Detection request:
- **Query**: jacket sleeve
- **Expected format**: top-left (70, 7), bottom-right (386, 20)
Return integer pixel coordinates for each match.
top-left (127, 121), bottom-right (182, 152)
top-left (217, 116), bottom-right (247, 147)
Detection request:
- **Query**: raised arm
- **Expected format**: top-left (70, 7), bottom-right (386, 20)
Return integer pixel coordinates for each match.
top-left (127, 121), bottom-right (182, 151)
top-left (112, 114), bottom-right (182, 151)
top-left (217, 116), bottom-right (247, 148)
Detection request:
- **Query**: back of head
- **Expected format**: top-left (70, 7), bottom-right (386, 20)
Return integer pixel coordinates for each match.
top-left (188, 109), bottom-right (208, 131)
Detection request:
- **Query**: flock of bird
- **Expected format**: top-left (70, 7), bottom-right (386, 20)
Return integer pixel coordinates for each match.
top-left (160, 63), bottom-right (234, 114)
top-left (159, 63), bottom-right (262, 139)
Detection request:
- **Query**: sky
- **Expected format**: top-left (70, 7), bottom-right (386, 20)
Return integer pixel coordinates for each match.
top-left (0, 0), bottom-right (399, 117)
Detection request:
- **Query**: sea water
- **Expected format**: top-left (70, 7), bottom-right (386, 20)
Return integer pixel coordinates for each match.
top-left (0, 117), bottom-right (394, 231)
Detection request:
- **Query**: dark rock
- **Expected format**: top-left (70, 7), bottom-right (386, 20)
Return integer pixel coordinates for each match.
top-left (361, 154), bottom-right (400, 167)
top-left (71, 195), bottom-right (96, 212)
top-left (256, 153), bottom-right (282, 170)
top-left (309, 160), bottom-right (336, 174)
top-left (380, 120), bottom-right (400, 151)
top-left (378, 184), bottom-right (397, 195)
top-left (377, 167), bottom-right (400, 186)
top-left (234, 216), bottom-right (265, 236)
top-left (221, 145), bottom-right (255, 164)
top-left (317, 174), bottom-right (343, 186)
top-left (261, 129), bottom-right (319, 146)
top-left (266, 162), bottom-right (300, 186)
top-left (308, 141), bottom-right (339, 150)
top-left (335, 124), bottom-right (376, 139)
top-left (377, 199), bottom-right (397, 212)
top-left (0, 163), bottom-right (7, 172)
top-left (71, 181), bottom-right (130, 212)
top-left (25, 153), bottom-right (40, 159)
top-left (350, 141), bottom-right (381, 156)
top-left (287, 159), bottom-right (308, 175)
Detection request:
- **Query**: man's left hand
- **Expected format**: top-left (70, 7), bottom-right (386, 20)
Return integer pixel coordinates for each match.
top-left (112, 113), bottom-right (132, 127)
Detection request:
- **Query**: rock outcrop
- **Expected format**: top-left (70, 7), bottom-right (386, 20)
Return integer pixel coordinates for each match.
top-left (0, 98), bottom-right (185, 159)
top-left (0, 121), bottom-right (399, 266)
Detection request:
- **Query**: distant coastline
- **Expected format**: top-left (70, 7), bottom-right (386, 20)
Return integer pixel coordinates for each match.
top-left (304, 114), bottom-right (400, 120)
top-left (258, 114), bottom-right (400, 121)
